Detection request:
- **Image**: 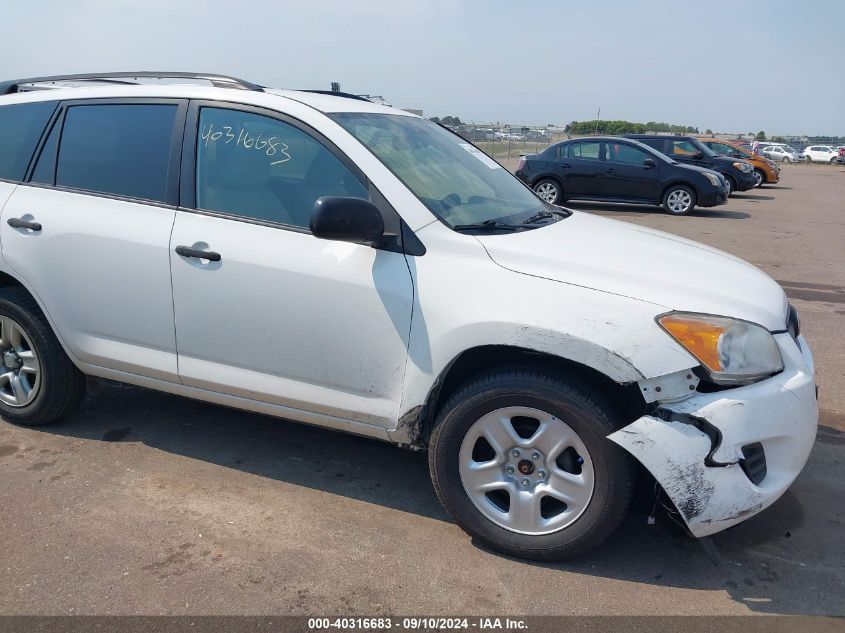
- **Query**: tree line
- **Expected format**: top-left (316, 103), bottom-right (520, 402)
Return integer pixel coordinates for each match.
top-left (567, 120), bottom-right (699, 135)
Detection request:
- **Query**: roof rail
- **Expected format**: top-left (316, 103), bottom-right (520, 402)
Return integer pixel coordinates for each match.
top-left (299, 90), bottom-right (373, 102)
top-left (0, 72), bottom-right (263, 95)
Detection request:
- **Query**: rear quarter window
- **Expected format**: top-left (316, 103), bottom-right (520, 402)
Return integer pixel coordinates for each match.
top-left (0, 101), bottom-right (57, 181)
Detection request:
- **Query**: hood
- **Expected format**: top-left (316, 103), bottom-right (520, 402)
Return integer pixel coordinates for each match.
top-left (477, 211), bottom-right (788, 331)
top-left (672, 162), bottom-right (723, 177)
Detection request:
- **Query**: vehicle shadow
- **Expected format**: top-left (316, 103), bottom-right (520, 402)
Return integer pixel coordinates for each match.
top-left (763, 186), bottom-right (793, 190)
top-left (37, 381), bottom-right (844, 616)
top-left (731, 193), bottom-right (774, 201)
top-left (567, 201), bottom-right (750, 219)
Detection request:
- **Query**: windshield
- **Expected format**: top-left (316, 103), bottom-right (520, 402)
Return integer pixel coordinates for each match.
top-left (330, 113), bottom-right (548, 229)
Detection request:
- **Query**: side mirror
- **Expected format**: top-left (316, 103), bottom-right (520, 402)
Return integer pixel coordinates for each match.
top-left (310, 197), bottom-right (385, 247)
top-left (691, 151), bottom-right (704, 160)
top-left (643, 158), bottom-right (656, 169)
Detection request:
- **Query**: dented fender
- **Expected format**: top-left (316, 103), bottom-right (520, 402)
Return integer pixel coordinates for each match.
top-left (609, 334), bottom-right (818, 537)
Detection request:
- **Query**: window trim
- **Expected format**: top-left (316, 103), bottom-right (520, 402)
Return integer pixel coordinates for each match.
top-left (23, 97), bottom-right (189, 207)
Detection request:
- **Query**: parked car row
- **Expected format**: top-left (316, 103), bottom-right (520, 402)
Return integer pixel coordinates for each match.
top-left (515, 134), bottom-right (768, 215)
top-left (698, 139), bottom-right (781, 188)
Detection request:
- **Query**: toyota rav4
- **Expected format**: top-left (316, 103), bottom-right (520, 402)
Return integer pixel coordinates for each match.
top-left (0, 73), bottom-right (818, 561)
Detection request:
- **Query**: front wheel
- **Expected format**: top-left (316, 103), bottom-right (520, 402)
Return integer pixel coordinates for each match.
top-left (533, 179), bottom-right (562, 204)
top-left (782, 156), bottom-right (790, 163)
top-left (724, 175), bottom-right (736, 196)
top-left (662, 185), bottom-right (696, 215)
top-left (753, 169), bottom-right (765, 187)
top-left (428, 369), bottom-right (634, 561)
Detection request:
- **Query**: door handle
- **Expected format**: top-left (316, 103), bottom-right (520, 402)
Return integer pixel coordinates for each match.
top-left (603, 168), bottom-right (615, 175)
top-left (559, 163), bottom-right (571, 169)
top-left (7, 217), bottom-right (42, 231)
top-left (175, 245), bottom-right (221, 261)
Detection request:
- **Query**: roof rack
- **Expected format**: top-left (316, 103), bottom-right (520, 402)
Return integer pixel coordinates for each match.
top-left (299, 89), bottom-right (373, 102)
top-left (0, 72), bottom-right (263, 95)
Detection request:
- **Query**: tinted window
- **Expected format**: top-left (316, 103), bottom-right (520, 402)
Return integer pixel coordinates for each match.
top-left (196, 107), bottom-right (368, 228)
top-left (669, 140), bottom-right (699, 156)
top-left (567, 142), bottom-right (601, 160)
top-left (0, 101), bottom-right (57, 181)
top-left (56, 104), bottom-right (177, 202)
top-left (30, 117), bottom-right (61, 185)
top-left (606, 142), bottom-right (650, 165)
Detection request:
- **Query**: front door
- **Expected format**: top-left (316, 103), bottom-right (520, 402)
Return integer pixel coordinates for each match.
top-left (169, 104), bottom-right (414, 428)
top-left (601, 141), bottom-right (660, 201)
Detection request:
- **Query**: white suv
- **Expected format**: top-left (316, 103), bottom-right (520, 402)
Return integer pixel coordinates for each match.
top-left (802, 145), bottom-right (838, 163)
top-left (0, 73), bottom-right (818, 560)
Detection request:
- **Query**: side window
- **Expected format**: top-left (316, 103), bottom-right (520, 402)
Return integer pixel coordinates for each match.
top-left (0, 101), bottom-right (57, 181)
top-left (56, 104), bottom-right (177, 202)
top-left (30, 117), bottom-right (62, 185)
top-left (557, 144), bottom-right (569, 159)
top-left (195, 107), bottom-right (368, 228)
top-left (606, 142), bottom-right (650, 165)
top-left (569, 142), bottom-right (601, 160)
top-left (670, 140), bottom-right (699, 156)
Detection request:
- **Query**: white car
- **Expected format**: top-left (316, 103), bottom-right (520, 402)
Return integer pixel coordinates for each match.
top-left (0, 72), bottom-right (818, 561)
top-left (761, 145), bottom-right (803, 163)
top-left (802, 145), bottom-right (839, 163)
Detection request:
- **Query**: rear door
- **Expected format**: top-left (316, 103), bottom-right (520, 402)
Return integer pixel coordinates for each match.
top-left (601, 141), bottom-right (660, 201)
top-left (557, 140), bottom-right (604, 198)
top-left (0, 99), bottom-right (186, 381)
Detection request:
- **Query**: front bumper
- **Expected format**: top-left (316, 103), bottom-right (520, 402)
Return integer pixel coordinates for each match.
top-left (609, 333), bottom-right (817, 537)
top-left (733, 170), bottom-right (758, 191)
top-left (699, 184), bottom-right (730, 207)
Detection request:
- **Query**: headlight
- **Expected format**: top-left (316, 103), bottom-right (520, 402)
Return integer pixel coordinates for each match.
top-left (703, 172), bottom-right (721, 186)
top-left (733, 161), bottom-right (752, 173)
top-left (658, 313), bottom-right (783, 385)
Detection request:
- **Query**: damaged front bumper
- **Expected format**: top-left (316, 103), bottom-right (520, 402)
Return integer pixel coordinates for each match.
top-left (609, 333), bottom-right (818, 537)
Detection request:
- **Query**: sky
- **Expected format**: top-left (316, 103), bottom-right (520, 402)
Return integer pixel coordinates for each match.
top-left (2, 0), bottom-right (843, 136)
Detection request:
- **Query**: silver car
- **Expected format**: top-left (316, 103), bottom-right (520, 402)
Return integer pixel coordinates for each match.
top-left (761, 145), bottom-right (803, 163)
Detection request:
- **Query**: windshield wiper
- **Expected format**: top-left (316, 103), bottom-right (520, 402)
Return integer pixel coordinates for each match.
top-left (453, 219), bottom-right (522, 232)
top-left (521, 209), bottom-right (570, 224)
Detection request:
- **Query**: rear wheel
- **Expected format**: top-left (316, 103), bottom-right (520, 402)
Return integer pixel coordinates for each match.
top-left (0, 287), bottom-right (86, 426)
top-left (753, 169), bottom-right (765, 187)
top-left (533, 179), bottom-right (562, 204)
top-left (429, 368), bottom-right (634, 561)
top-left (662, 185), bottom-right (696, 215)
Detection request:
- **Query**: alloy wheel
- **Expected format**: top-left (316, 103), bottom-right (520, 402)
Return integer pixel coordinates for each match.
top-left (666, 189), bottom-right (693, 214)
top-left (534, 182), bottom-right (558, 203)
top-left (0, 317), bottom-right (41, 407)
top-left (753, 170), bottom-right (764, 187)
top-left (458, 406), bottom-right (595, 535)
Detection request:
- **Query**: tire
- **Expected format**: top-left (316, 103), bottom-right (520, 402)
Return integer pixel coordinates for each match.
top-left (831, 157), bottom-right (837, 165)
top-left (428, 368), bottom-right (634, 561)
top-left (533, 179), bottom-right (562, 204)
top-left (661, 184), bottom-right (696, 215)
top-left (753, 169), bottom-right (766, 188)
top-left (724, 175), bottom-right (736, 196)
top-left (0, 287), bottom-right (86, 426)
top-left (782, 157), bottom-right (789, 163)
